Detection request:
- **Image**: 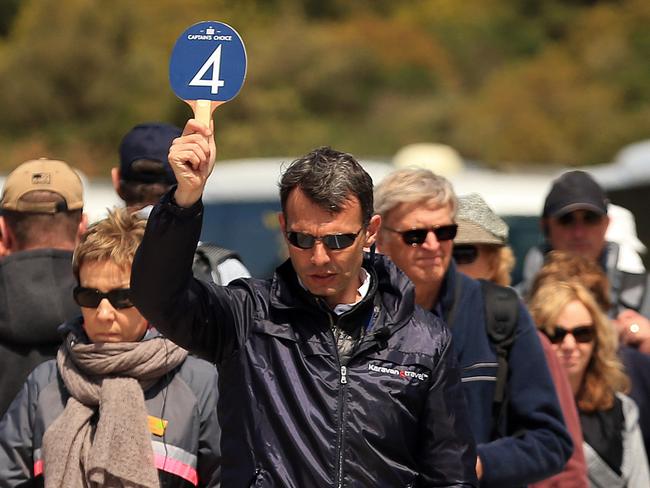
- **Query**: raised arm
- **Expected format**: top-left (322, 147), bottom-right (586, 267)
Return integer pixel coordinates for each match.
top-left (130, 119), bottom-right (253, 363)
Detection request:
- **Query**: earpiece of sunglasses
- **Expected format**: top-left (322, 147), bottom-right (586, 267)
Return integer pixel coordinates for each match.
top-left (73, 286), bottom-right (135, 309)
top-left (383, 224), bottom-right (458, 246)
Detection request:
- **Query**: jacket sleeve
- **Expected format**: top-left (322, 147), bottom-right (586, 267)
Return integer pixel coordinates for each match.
top-left (131, 190), bottom-right (255, 364)
top-left (620, 394), bottom-right (650, 487)
top-left (197, 363), bottom-right (221, 488)
top-left (417, 335), bottom-right (478, 487)
top-left (0, 378), bottom-right (36, 487)
top-left (477, 304), bottom-right (573, 487)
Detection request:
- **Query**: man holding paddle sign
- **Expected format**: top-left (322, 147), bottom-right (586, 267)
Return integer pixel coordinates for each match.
top-left (131, 21), bottom-right (478, 487)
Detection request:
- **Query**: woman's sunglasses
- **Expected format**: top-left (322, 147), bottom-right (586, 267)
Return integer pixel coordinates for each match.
top-left (286, 229), bottom-right (362, 250)
top-left (73, 286), bottom-right (135, 309)
top-left (545, 325), bottom-right (595, 344)
top-left (453, 244), bottom-right (479, 265)
top-left (383, 224), bottom-right (458, 246)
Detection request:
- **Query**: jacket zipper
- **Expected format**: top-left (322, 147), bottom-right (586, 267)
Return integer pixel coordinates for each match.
top-left (328, 312), bottom-right (348, 488)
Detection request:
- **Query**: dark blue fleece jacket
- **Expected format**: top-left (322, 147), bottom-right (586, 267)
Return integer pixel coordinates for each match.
top-left (437, 262), bottom-right (572, 487)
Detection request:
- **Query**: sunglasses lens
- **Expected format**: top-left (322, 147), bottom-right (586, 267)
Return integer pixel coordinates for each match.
top-left (108, 289), bottom-right (134, 309)
top-left (453, 245), bottom-right (479, 265)
top-left (548, 328), bottom-right (567, 344)
top-left (434, 224), bottom-right (458, 241)
top-left (322, 233), bottom-right (357, 250)
top-left (583, 211), bottom-right (602, 225)
top-left (401, 229), bottom-right (428, 246)
top-left (573, 326), bottom-right (595, 343)
top-left (287, 232), bottom-right (315, 249)
top-left (74, 287), bottom-right (101, 308)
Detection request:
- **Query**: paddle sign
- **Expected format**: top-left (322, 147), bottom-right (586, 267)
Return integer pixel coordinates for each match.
top-left (169, 21), bottom-right (247, 127)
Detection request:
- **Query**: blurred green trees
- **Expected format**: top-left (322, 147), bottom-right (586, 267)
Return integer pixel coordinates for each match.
top-left (0, 0), bottom-right (648, 175)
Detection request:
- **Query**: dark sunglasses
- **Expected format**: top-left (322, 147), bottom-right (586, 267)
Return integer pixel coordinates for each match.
top-left (73, 286), bottom-right (135, 309)
top-left (453, 244), bottom-right (479, 265)
top-left (557, 210), bottom-right (603, 227)
top-left (383, 224), bottom-right (458, 246)
top-left (545, 325), bottom-right (595, 344)
top-left (286, 229), bottom-right (362, 250)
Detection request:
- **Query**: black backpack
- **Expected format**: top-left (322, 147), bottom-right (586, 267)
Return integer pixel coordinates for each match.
top-left (446, 278), bottom-right (519, 439)
top-left (192, 242), bottom-right (244, 285)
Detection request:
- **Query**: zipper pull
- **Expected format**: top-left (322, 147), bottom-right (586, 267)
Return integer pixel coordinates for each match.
top-left (340, 366), bottom-right (348, 384)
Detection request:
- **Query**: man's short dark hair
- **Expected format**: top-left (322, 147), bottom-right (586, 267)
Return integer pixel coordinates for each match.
top-left (2, 191), bottom-right (82, 249)
top-left (279, 147), bottom-right (374, 226)
top-left (117, 159), bottom-right (173, 207)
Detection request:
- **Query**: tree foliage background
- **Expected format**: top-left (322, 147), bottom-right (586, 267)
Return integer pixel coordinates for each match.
top-left (0, 0), bottom-right (649, 176)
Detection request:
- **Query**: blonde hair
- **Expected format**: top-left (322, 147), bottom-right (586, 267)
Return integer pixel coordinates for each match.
top-left (528, 280), bottom-right (629, 412)
top-left (481, 245), bottom-right (515, 287)
top-left (374, 168), bottom-right (457, 219)
top-left (73, 208), bottom-right (146, 280)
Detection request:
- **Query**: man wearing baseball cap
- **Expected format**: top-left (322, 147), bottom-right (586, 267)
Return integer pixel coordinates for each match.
top-left (0, 158), bottom-right (87, 416)
top-left (112, 122), bottom-right (250, 285)
top-left (517, 170), bottom-right (650, 458)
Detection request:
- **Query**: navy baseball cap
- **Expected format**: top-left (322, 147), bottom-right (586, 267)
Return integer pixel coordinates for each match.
top-left (118, 123), bottom-right (182, 184)
top-left (543, 170), bottom-right (608, 218)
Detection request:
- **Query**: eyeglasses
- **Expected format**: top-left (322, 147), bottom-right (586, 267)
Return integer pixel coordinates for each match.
top-left (556, 210), bottom-right (603, 227)
top-left (453, 244), bottom-right (479, 265)
top-left (545, 325), bottom-right (595, 344)
top-left (383, 224), bottom-right (458, 246)
top-left (286, 229), bottom-right (363, 250)
top-left (73, 286), bottom-right (135, 309)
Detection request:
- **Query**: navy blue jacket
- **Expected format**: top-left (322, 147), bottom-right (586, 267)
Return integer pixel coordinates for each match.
top-left (437, 263), bottom-right (572, 487)
top-left (131, 193), bottom-right (478, 487)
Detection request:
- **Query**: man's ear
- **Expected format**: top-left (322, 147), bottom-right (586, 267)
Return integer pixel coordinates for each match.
top-left (0, 216), bottom-right (13, 254)
top-left (278, 212), bottom-right (288, 241)
top-left (364, 214), bottom-right (381, 247)
top-left (76, 213), bottom-right (89, 244)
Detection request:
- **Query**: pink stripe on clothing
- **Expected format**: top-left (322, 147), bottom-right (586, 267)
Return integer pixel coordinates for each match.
top-left (33, 459), bottom-right (43, 477)
top-left (154, 454), bottom-right (198, 485)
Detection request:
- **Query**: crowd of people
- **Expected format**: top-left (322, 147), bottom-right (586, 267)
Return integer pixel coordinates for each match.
top-left (0, 117), bottom-right (648, 487)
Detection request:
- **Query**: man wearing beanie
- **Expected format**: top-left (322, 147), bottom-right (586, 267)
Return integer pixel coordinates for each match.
top-left (0, 158), bottom-right (87, 416)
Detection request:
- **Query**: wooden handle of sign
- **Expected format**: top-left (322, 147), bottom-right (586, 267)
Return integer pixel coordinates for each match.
top-left (194, 99), bottom-right (212, 128)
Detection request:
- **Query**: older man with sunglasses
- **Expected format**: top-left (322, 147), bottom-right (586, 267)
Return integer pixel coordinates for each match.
top-left (374, 168), bottom-right (572, 487)
top-left (130, 119), bottom-right (478, 487)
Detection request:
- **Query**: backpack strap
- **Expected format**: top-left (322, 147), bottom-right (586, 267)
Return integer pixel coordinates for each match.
top-left (479, 279), bottom-right (519, 438)
top-left (193, 242), bottom-right (242, 285)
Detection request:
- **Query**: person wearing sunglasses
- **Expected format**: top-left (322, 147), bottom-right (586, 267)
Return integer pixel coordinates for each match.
top-left (0, 209), bottom-right (221, 487)
top-left (517, 170), bottom-right (650, 356)
top-left (529, 280), bottom-right (650, 487)
top-left (453, 194), bottom-right (589, 487)
top-left (129, 120), bottom-right (478, 487)
top-left (374, 168), bottom-right (572, 487)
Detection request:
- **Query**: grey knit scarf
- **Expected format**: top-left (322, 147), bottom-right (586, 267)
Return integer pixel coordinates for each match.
top-left (42, 331), bottom-right (188, 488)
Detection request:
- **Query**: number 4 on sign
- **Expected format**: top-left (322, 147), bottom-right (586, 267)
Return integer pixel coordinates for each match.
top-left (189, 45), bottom-right (225, 94)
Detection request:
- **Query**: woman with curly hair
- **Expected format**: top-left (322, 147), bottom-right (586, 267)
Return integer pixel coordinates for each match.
top-left (529, 280), bottom-right (649, 487)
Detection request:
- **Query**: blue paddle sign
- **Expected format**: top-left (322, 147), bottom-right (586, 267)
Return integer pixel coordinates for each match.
top-left (169, 21), bottom-right (247, 125)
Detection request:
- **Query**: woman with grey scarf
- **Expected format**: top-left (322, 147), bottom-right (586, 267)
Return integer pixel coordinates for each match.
top-left (0, 209), bottom-right (221, 487)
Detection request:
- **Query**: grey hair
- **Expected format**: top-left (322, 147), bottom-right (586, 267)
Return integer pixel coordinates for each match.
top-left (374, 168), bottom-right (457, 218)
top-left (279, 147), bottom-right (374, 225)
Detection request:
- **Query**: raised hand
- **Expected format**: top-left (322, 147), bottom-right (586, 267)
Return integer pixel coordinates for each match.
top-left (167, 119), bottom-right (217, 207)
